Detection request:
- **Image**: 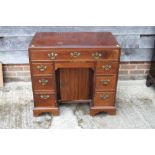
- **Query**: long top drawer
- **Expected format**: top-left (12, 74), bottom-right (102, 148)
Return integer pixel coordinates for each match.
top-left (29, 49), bottom-right (120, 61)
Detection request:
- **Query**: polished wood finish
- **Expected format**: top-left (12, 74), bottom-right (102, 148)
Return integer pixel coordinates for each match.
top-left (31, 63), bottom-right (54, 76)
top-left (96, 62), bottom-right (119, 75)
top-left (29, 32), bottom-right (121, 116)
top-left (59, 68), bottom-right (93, 101)
top-left (55, 62), bottom-right (95, 70)
top-left (96, 75), bottom-right (116, 91)
top-left (30, 32), bottom-right (119, 48)
top-left (32, 76), bottom-right (55, 91)
top-left (94, 92), bottom-right (115, 106)
top-left (34, 92), bottom-right (56, 107)
top-left (30, 49), bottom-right (119, 61)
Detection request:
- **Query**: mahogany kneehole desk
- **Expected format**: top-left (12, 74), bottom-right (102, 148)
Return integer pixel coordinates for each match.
top-left (29, 32), bottom-right (121, 116)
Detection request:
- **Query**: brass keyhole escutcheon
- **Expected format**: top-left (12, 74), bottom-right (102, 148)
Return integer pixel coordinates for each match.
top-left (70, 51), bottom-right (80, 58)
top-left (48, 52), bottom-right (58, 60)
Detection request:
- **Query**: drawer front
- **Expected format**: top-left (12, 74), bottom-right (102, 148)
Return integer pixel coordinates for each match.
top-left (96, 62), bottom-right (119, 75)
top-left (32, 76), bottom-right (55, 91)
top-left (94, 92), bottom-right (115, 106)
top-left (30, 50), bottom-right (119, 61)
top-left (96, 75), bottom-right (116, 91)
top-left (31, 63), bottom-right (54, 76)
top-left (34, 93), bottom-right (56, 107)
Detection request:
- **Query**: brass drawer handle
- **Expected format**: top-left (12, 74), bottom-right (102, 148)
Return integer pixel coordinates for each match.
top-left (92, 52), bottom-right (102, 59)
top-left (100, 93), bottom-right (110, 100)
top-left (70, 52), bottom-right (80, 58)
top-left (40, 94), bottom-right (50, 99)
top-left (38, 79), bottom-right (48, 85)
top-left (101, 79), bottom-right (110, 85)
top-left (37, 65), bottom-right (47, 72)
top-left (48, 52), bottom-right (58, 60)
top-left (102, 65), bottom-right (112, 71)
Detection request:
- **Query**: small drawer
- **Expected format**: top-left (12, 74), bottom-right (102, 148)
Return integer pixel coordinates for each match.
top-left (31, 63), bottom-right (54, 75)
top-left (96, 75), bottom-right (116, 91)
top-left (30, 49), bottom-right (119, 61)
top-left (96, 62), bottom-right (119, 75)
top-left (94, 92), bottom-right (115, 106)
top-left (32, 76), bottom-right (55, 91)
top-left (91, 50), bottom-right (119, 60)
top-left (34, 92), bottom-right (56, 107)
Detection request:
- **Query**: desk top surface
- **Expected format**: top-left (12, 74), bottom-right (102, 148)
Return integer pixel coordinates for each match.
top-left (30, 32), bottom-right (120, 49)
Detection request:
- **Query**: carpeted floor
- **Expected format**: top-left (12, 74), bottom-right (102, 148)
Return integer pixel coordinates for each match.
top-left (0, 80), bottom-right (155, 129)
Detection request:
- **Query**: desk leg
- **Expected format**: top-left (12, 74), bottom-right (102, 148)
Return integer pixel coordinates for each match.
top-left (33, 107), bottom-right (60, 117)
top-left (90, 106), bottom-right (116, 116)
